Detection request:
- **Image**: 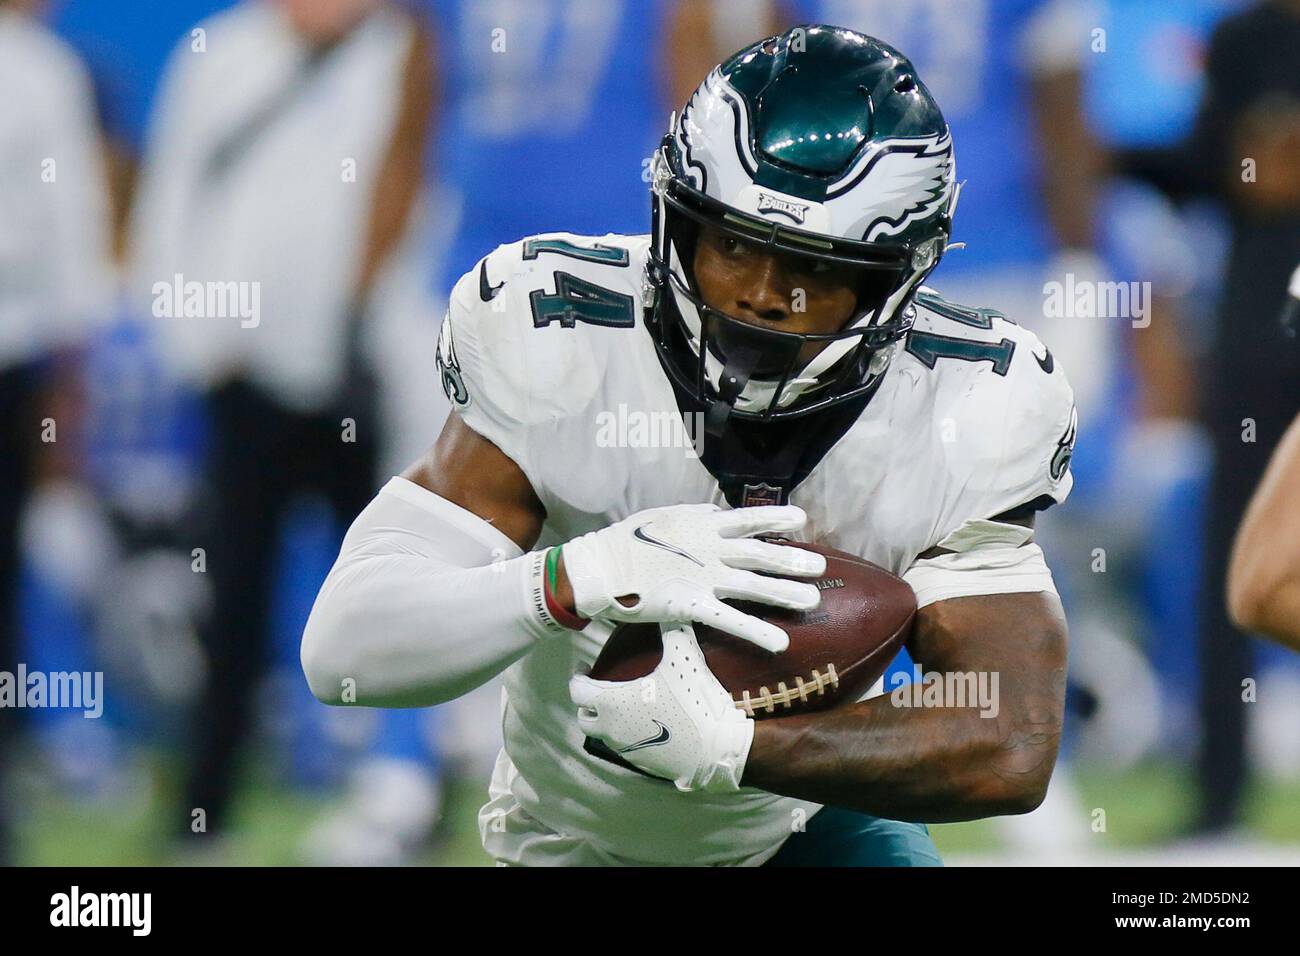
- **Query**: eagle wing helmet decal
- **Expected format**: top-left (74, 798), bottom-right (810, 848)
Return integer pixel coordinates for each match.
top-left (847, 132), bottom-right (955, 242)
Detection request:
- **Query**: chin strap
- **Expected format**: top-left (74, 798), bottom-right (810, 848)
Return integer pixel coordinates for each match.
top-left (705, 346), bottom-right (760, 439)
top-left (704, 400), bottom-right (733, 440)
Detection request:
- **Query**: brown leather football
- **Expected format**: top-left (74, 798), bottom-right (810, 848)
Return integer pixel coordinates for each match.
top-left (589, 539), bottom-right (916, 719)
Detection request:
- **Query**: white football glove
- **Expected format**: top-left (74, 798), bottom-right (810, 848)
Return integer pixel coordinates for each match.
top-left (561, 503), bottom-right (825, 653)
top-left (570, 623), bottom-right (753, 793)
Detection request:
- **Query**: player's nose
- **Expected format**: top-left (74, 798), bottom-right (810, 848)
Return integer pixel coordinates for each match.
top-left (734, 258), bottom-right (793, 323)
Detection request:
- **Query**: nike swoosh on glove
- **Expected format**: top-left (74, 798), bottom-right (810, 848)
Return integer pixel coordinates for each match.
top-left (570, 623), bottom-right (754, 793)
top-left (561, 503), bottom-right (825, 652)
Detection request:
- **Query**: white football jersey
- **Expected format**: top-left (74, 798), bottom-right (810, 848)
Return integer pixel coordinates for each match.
top-left (437, 232), bottom-right (1076, 866)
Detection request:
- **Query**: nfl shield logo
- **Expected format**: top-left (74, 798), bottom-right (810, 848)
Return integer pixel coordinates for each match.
top-left (741, 483), bottom-right (785, 507)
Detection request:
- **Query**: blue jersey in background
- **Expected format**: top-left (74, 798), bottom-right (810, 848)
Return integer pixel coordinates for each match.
top-left (789, 0), bottom-right (1061, 277)
top-left (422, 0), bottom-right (670, 292)
top-left (1086, 0), bottom-right (1243, 149)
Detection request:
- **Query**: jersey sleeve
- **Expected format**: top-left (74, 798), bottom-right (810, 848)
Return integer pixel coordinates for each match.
top-left (435, 241), bottom-right (532, 465)
top-left (937, 319), bottom-right (1078, 524)
top-left (434, 235), bottom-right (628, 477)
top-left (902, 317), bottom-right (1079, 607)
top-left (903, 528), bottom-right (1060, 609)
top-left (1000, 328), bottom-right (1078, 515)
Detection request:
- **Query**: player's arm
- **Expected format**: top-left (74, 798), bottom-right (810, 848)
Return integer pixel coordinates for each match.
top-left (1227, 412), bottom-right (1300, 649)
top-left (304, 232), bottom-right (833, 707)
top-left (574, 312), bottom-right (1080, 799)
top-left (1020, 0), bottom-right (1105, 252)
top-left (408, 410), bottom-right (545, 552)
top-left (664, 0), bottom-right (786, 109)
top-left (302, 245), bottom-right (824, 708)
top-left (300, 413), bottom-right (555, 708)
top-left (355, 14), bottom-right (435, 299)
top-left (744, 325), bottom-right (1079, 818)
top-left (743, 569), bottom-right (1067, 822)
top-left (303, 410), bottom-right (821, 707)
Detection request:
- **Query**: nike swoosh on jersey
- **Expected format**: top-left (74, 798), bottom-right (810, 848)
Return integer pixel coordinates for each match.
top-left (633, 525), bottom-right (705, 566)
top-left (479, 260), bottom-right (504, 301)
top-left (620, 720), bottom-right (671, 753)
top-left (1034, 347), bottom-right (1055, 374)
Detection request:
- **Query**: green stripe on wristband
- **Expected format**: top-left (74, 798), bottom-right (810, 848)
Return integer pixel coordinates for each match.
top-left (545, 546), bottom-right (561, 593)
top-left (543, 546), bottom-right (588, 631)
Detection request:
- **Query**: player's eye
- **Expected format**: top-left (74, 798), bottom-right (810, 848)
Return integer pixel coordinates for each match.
top-left (789, 255), bottom-right (834, 276)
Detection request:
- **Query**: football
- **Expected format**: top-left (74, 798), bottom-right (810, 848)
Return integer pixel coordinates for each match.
top-left (589, 539), bottom-right (917, 718)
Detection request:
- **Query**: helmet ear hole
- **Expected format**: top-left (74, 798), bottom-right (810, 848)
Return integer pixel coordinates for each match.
top-left (893, 75), bottom-right (916, 94)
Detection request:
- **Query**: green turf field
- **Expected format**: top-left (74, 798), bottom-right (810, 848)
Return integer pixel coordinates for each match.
top-left (15, 751), bottom-right (1300, 866)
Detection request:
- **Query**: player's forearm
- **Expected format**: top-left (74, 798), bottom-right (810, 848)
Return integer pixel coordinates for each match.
top-left (355, 18), bottom-right (433, 297)
top-left (302, 553), bottom-right (542, 707)
top-left (1236, 584), bottom-right (1300, 651)
top-left (1227, 413), bottom-right (1300, 648)
top-left (1030, 70), bottom-right (1103, 250)
top-left (743, 693), bottom-right (1058, 823)
top-left (746, 591), bottom-right (1070, 822)
top-left (301, 478), bottom-right (557, 708)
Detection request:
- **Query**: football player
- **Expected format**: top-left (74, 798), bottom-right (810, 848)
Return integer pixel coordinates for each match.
top-left (302, 26), bottom-right (1077, 866)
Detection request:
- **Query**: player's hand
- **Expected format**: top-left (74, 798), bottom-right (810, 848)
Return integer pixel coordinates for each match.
top-left (570, 623), bottom-right (753, 793)
top-left (560, 503), bottom-right (825, 652)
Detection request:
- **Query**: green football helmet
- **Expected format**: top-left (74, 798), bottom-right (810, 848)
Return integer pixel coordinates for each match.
top-left (647, 25), bottom-right (958, 423)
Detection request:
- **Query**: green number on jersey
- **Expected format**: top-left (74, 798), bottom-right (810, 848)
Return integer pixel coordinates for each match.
top-left (530, 272), bottom-right (636, 329)
top-left (905, 329), bottom-right (1016, 376)
top-left (914, 290), bottom-right (1013, 329)
top-left (522, 238), bottom-right (630, 266)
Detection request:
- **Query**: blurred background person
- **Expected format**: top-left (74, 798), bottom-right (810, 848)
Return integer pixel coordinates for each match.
top-left (422, 0), bottom-right (673, 296)
top-left (1115, 0), bottom-right (1300, 835)
top-left (1183, 0), bottom-right (1300, 836)
top-left (1076, 0), bottom-right (1239, 829)
top-left (126, 0), bottom-right (434, 857)
top-left (0, 0), bottom-right (113, 865)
